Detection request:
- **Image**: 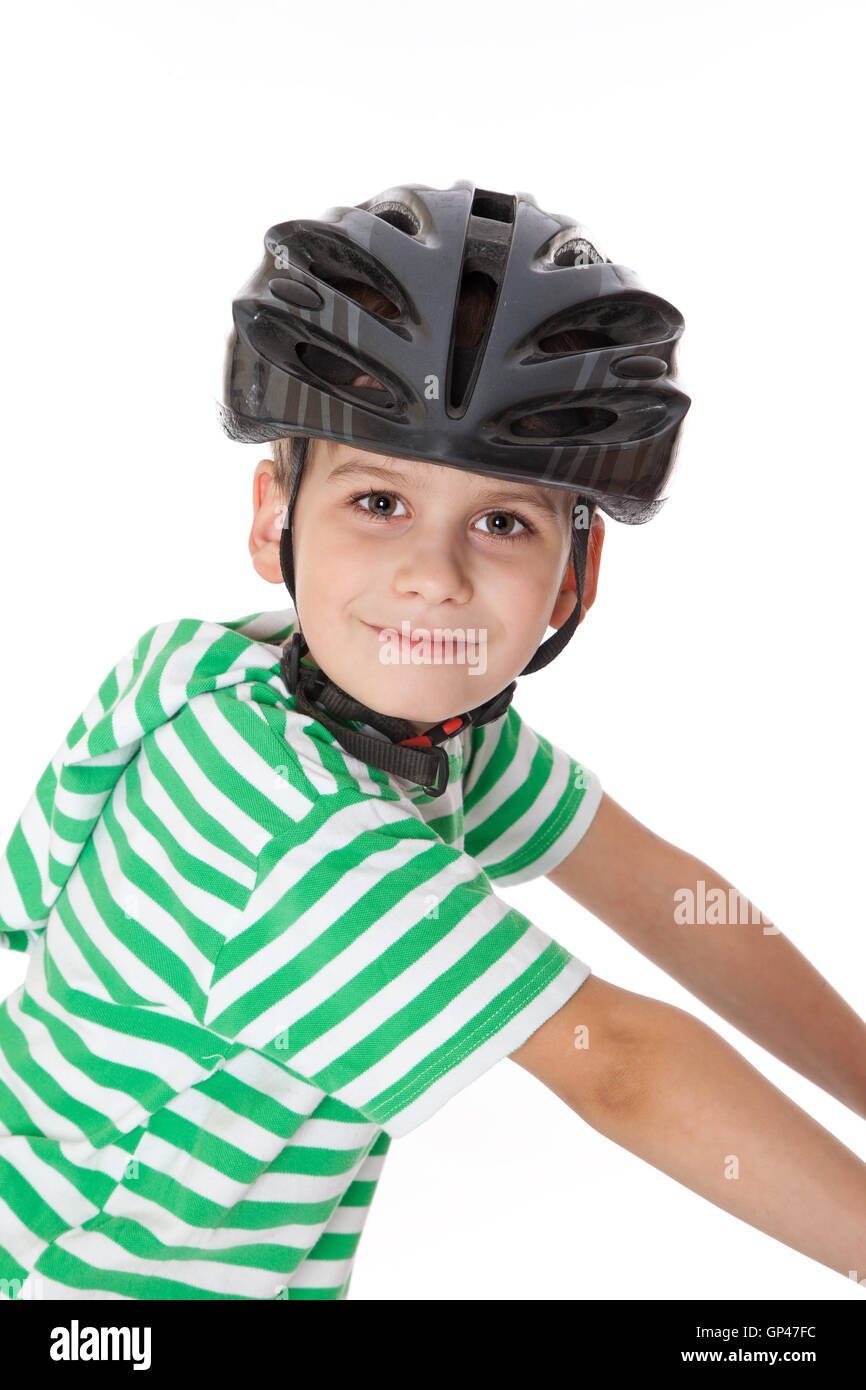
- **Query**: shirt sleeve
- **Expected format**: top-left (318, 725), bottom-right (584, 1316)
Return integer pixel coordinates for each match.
top-left (203, 791), bottom-right (593, 1140)
top-left (462, 704), bottom-right (602, 887)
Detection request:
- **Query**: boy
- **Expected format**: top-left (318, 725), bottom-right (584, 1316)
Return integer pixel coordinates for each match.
top-left (0, 181), bottom-right (864, 1301)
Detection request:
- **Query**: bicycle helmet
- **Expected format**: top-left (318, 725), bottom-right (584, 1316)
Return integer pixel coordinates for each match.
top-left (219, 180), bottom-right (690, 796)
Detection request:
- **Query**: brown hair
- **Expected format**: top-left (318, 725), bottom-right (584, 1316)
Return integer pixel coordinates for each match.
top-left (271, 275), bottom-right (588, 522)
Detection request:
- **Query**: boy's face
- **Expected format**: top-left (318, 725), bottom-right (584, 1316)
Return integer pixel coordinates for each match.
top-left (250, 436), bottom-right (604, 737)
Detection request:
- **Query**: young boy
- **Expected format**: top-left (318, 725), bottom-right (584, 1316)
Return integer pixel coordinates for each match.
top-left (0, 181), bottom-right (864, 1302)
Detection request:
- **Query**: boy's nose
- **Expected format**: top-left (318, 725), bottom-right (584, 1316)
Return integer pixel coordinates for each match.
top-left (390, 533), bottom-right (473, 607)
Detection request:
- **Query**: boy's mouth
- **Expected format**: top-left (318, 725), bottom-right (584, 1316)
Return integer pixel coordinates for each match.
top-left (362, 619), bottom-right (428, 641)
top-left (361, 618), bottom-right (484, 650)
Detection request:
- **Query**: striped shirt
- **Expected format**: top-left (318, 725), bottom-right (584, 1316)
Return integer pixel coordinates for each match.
top-left (0, 606), bottom-right (601, 1300)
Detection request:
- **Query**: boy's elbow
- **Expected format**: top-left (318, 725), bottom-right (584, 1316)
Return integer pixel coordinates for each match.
top-left (510, 973), bottom-right (691, 1123)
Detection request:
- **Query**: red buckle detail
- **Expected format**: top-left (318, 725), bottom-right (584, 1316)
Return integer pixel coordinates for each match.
top-left (400, 716), bottom-right (464, 748)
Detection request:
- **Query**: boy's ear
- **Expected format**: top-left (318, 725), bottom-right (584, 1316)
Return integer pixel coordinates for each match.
top-left (581, 511), bottom-right (605, 619)
top-left (249, 458), bottom-right (287, 585)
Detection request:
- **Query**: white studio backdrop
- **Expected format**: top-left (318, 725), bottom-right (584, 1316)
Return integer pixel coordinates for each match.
top-left (1, 0), bottom-right (863, 1301)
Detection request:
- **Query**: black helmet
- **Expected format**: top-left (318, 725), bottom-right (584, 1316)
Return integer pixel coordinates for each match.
top-left (220, 180), bottom-right (690, 797)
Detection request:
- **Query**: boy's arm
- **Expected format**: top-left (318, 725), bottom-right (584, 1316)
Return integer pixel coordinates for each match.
top-left (511, 978), bottom-right (866, 1283)
top-left (547, 792), bottom-right (866, 1122)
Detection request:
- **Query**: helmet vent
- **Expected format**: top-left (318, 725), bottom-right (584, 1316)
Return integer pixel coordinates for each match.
top-left (529, 295), bottom-right (681, 356)
top-left (510, 405), bottom-right (617, 439)
top-left (447, 268), bottom-right (498, 410)
top-left (471, 189), bottom-right (515, 223)
top-left (538, 327), bottom-right (617, 352)
top-left (368, 201), bottom-right (421, 236)
top-left (295, 342), bottom-right (396, 408)
top-left (281, 227), bottom-right (408, 320)
top-left (308, 266), bottom-right (402, 321)
top-left (552, 238), bottom-right (605, 267)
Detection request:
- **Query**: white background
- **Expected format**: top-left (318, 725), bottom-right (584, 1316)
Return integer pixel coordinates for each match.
top-left (1, 0), bottom-right (864, 1302)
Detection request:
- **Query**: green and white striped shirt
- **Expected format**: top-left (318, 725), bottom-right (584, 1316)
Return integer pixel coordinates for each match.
top-left (0, 607), bottom-right (601, 1300)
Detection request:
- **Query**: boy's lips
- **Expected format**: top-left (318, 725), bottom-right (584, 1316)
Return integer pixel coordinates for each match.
top-left (363, 619), bottom-right (425, 639)
top-left (361, 618), bottom-right (483, 652)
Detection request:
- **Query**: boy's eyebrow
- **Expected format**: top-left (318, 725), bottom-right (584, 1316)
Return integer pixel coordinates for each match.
top-left (327, 459), bottom-right (565, 521)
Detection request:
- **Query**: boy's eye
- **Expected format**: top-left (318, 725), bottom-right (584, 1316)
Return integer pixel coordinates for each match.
top-left (353, 491), bottom-right (408, 519)
top-left (350, 491), bottom-right (531, 540)
top-left (474, 511), bottom-right (528, 538)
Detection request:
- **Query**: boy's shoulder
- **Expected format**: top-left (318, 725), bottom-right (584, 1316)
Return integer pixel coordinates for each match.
top-left (166, 609), bottom-right (474, 835)
top-left (135, 608), bottom-right (404, 824)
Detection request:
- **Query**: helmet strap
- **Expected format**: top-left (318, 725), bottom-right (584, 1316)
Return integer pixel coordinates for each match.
top-left (280, 635), bottom-right (456, 797)
top-left (518, 507), bottom-right (592, 676)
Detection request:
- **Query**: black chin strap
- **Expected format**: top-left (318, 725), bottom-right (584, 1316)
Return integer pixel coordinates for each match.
top-left (279, 635), bottom-right (498, 796)
top-left (278, 436), bottom-right (592, 798)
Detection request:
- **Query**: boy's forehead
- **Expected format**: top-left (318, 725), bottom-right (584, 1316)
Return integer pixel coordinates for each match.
top-left (313, 436), bottom-right (572, 516)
